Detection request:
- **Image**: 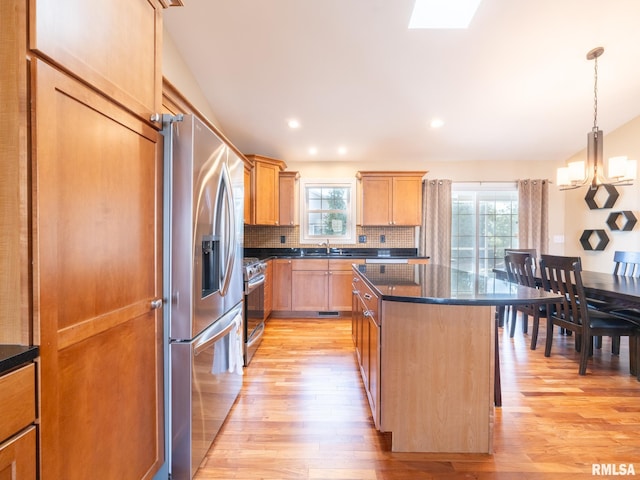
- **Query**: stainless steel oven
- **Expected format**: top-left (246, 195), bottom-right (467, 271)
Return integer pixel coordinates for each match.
top-left (243, 258), bottom-right (267, 365)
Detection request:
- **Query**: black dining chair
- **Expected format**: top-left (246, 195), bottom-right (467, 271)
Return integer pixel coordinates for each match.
top-left (588, 251), bottom-right (640, 353)
top-left (502, 249), bottom-right (537, 333)
top-left (538, 254), bottom-right (640, 377)
top-left (613, 250), bottom-right (640, 277)
top-left (504, 252), bottom-right (546, 349)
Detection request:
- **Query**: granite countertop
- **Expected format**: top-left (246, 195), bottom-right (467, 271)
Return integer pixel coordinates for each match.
top-left (245, 247), bottom-right (429, 261)
top-left (0, 345), bottom-right (39, 375)
top-left (355, 263), bottom-right (561, 306)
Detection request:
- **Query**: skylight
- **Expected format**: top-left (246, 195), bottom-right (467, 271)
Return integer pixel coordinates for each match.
top-left (408, 0), bottom-right (481, 29)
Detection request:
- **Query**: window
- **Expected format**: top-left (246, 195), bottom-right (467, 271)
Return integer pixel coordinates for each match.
top-left (299, 179), bottom-right (356, 244)
top-left (451, 183), bottom-right (518, 276)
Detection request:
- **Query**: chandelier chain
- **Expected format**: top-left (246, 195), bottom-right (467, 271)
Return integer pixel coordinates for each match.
top-left (593, 55), bottom-right (598, 132)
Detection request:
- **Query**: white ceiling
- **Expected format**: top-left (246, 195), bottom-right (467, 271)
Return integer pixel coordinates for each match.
top-left (164, 0), bottom-right (640, 165)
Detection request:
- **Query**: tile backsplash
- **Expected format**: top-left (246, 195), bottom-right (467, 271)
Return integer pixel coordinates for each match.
top-left (244, 225), bottom-right (417, 249)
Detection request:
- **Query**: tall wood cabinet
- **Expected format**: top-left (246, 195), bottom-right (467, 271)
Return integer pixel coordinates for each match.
top-left (357, 171), bottom-right (426, 226)
top-left (0, 0), bottom-right (29, 344)
top-left (0, 1), bottom-right (167, 478)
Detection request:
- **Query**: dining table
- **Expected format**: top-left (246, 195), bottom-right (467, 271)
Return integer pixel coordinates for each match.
top-left (493, 266), bottom-right (640, 382)
top-left (493, 267), bottom-right (640, 307)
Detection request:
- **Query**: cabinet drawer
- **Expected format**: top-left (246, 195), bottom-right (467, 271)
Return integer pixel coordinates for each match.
top-left (292, 259), bottom-right (328, 271)
top-left (0, 364), bottom-right (36, 441)
top-left (329, 259), bottom-right (360, 271)
top-left (0, 425), bottom-right (37, 479)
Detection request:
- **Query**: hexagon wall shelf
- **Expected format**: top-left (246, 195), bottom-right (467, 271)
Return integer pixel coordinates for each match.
top-left (606, 211), bottom-right (637, 231)
top-left (584, 184), bottom-right (619, 209)
top-left (579, 229), bottom-right (610, 251)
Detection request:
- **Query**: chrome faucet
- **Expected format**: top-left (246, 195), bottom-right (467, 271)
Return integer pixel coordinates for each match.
top-left (319, 239), bottom-right (330, 254)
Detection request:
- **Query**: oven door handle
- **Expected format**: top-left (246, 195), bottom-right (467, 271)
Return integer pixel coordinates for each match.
top-left (246, 273), bottom-right (266, 293)
top-left (246, 321), bottom-right (265, 348)
top-left (193, 304), bottom-right (243, 356)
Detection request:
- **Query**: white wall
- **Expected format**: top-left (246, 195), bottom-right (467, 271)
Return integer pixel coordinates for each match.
top-left (162, 27), bottom-right (221, 128)
top-left (561, 115), bottom-right (640, 272)
top-left (286, 159), bottom-right (566, 257)
top-left (162, 30), bottom-right (640, 273)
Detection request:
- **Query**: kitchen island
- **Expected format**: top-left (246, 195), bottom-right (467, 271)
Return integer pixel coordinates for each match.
top-left (352, 263), bottom-right (561, 454)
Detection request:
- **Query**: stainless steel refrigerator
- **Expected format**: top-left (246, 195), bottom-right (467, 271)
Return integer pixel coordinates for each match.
top-left (162, 114), bottom-right (244, 480)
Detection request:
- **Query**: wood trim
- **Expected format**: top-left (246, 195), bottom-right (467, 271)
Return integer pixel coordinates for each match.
top-left (245, 154), bottom-right (287, 171)
top-left (162, 78), bottom-right (249, 164)
top-left (356, 171), bottom-right (427, 179)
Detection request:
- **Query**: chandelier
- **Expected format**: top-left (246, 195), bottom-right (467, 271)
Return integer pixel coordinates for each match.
top-left (557, 47), bottom-right (637, 190)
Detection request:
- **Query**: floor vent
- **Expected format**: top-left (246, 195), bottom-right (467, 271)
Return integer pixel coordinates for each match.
top-left (318, 311), bottom-right (340, 317)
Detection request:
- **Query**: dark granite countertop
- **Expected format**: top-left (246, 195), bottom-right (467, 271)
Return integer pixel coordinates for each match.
top-left (245, 247), bottom-right (428, 260)
top-left (355, 263), bottom-right (561, 306)
top-left (0, 345), bottom-right (39, 375)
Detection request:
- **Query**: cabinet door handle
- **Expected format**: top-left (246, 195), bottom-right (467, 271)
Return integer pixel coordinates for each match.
top-left (363, 293), bottom-right (372, 300)
top-left (353, 277), bottom-right (360, 282)
top-left (150, 298), bottom-right (163, 309)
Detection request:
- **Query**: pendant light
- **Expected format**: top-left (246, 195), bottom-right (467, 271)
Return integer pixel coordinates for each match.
top-left (557, 47), bottom-right (637, 190)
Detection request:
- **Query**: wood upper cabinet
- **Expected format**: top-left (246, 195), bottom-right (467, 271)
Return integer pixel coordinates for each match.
top-left (29, 0), bottom-right (163, 124)
top-left (32, 59), bottom-right (163, 480)
top-left (244, 160), bottom-right (253, 225)
top-left (357, 171), bottom-right (426, 226)
top-left (245, 155), bottom-right (286, 225)
top-left (279, 171), bottom-right (300, 226)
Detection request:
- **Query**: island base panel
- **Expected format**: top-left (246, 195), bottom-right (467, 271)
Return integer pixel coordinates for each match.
top-left (381, 301), bottom-right (494, 453)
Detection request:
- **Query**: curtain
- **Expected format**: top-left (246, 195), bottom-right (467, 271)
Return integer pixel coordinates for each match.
top-left (419, 179), bottom-right (452, 266)
top-left (518, 179), bottom-right (549, 255)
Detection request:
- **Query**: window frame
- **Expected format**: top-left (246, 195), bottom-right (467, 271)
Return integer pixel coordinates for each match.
top-left (451, 182), bottom-right (519, 276)
top-left (298, 178), bottom-right (357, 245)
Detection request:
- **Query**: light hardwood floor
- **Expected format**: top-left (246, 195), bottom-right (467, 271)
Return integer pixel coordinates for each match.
top-left (195, 316), bottom-right (640, 479)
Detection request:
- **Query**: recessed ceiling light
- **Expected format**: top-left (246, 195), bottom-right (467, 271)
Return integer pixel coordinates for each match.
top-left (409, 0), bottom-right (482, 29)
top-left (430, 118), bottom-right (445, 128)
top-left (337, 146), bottom-right (348, 155)
top-left (309, 147), bottom-right (318, 155)
top-left (287, 119), bottom-right (300, 129)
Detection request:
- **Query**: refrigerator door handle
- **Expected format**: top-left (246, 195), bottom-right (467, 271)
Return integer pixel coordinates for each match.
top-left (218, 163), bottom-right (237, 296)
top-left (193, 303), bottom-right (243, 356)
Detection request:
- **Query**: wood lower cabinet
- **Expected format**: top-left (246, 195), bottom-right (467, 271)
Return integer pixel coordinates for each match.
top-left (272, 259), bottom-right (293, 311)
top-left (272, 258), bottom-right (362, 316)
top-left (353, 268), bottom-right (494, 453)
top-left (351, 270), bottom-right (380, 428)
top-left (0, 363), bottom-right (38, 479)
top-left (32, 60), bottom-right (163, 480)
top-left (328, 260), bottom-right (357, 311)
top-left (357, 171), bottom-right (426, 226)
top-left (264, 259), bottom-right (273, 320)
top-left (291, 260), bottom-right (328, 311)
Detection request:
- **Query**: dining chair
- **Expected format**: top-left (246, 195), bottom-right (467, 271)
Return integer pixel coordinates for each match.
top-left (538, 254), bottom-right (640, 377)
top-left (502, 249), bottom-right (538, 333)
top-left (504, 251), bottom-right (546, 349)
top-left (589, 251), bottom-right (640, 353)
top-left (613, 250), bottom-right (640, 277)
